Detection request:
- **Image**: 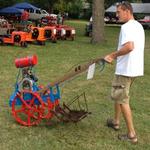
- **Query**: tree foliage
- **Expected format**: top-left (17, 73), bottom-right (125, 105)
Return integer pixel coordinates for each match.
top-left (142, 0), bottom-right (149, 2)
top-left (0, 0), bottom-right (144, 17)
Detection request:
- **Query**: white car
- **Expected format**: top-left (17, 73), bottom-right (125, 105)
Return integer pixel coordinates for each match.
top-left (138, 16), bottom-right (150, 29)
top-left (28, 9), bottom-right (50, 20)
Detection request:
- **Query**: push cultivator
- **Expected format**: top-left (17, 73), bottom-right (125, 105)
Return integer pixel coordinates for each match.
top-left (9, 55), bottom-right (106, 126)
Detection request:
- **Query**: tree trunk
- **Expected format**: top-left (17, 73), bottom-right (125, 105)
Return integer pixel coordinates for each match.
top-left (91, 0), bottom-right (105, 44)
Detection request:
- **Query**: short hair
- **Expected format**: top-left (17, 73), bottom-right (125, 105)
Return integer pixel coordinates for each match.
top-left (116, 1), bottom-right (133, 14)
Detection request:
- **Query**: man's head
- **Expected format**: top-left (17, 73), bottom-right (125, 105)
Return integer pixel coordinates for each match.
top-left (116, 1), bottom-right (134, 23)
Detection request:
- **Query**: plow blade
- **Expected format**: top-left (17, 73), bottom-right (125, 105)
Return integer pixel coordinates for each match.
top-left (52, 92), bottom-right (91, 123)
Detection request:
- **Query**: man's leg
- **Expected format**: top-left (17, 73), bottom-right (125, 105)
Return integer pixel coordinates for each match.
top-left (107, 102), bottom-right (121, 130)
top-left (114, 102), bottom-right (121, 125)
top-left (120, 103), bottom-right (136, 137)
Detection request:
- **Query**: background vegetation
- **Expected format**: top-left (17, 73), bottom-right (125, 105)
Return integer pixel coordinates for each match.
top-left (0, 0), bottom-right (147, 19)
top-left (0, 20), bottom-right (149, 150)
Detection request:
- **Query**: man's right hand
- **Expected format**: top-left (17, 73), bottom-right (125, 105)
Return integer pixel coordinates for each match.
top-left (104, 52), bottom-right (117, 64)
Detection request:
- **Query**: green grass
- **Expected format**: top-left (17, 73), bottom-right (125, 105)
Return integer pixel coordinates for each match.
top-left (0, 20), bottom-right (150, 150)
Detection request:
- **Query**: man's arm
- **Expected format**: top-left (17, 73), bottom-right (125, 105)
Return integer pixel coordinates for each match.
top-left (104, 41), bottom-right (134, 63)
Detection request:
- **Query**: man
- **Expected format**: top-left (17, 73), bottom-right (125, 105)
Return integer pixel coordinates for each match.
top-left (104, 1), bottom-right (145, 144)
top-left (21, 10), bottom-right (29, 26)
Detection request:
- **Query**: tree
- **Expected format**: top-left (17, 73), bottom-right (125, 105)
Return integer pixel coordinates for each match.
top-left (91, 0), bottom-right (105, 44)
top-left (31, 0), bottom-right (55, 13)
top-left (0, 0), bottom-right (17, 8)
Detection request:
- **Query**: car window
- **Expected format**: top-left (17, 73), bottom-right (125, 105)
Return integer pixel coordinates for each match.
top-left (36, 10), bottom-right (41, 14)
top-left (42, 10), bottom-right (46, 14)
top-left (30, 9), bottom-right (34, 13)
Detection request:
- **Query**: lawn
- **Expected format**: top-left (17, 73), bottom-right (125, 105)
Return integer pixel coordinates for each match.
top-left (0, 20), bottom-right (150, 150)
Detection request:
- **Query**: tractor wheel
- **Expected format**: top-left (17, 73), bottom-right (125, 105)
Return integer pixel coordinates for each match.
top-left (52, 39), bottom-right (57, 43)
top-left (71, 36), bottom-right (74, 41)
top-left (38, 41), bottom-right (45, 46)
top-left (0, 39), bottom-right (4, 45)
top-left (32, 28), bottom-right (39, 39)
top-left (41, 41), bottom-right (45, 45)
top-left (12, 90), bottom-right (44, 126)
top-left (39, 98), bottom-right (54, 119)
top-left (14, 35), bottom-right (21, 43)
top-left (24, 42), bottom-right (28, 47)
top-left (21, 41), bottom-right (28, 48)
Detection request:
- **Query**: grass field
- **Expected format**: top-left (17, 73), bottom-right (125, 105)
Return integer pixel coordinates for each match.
top-left (0, 20), bottom-right (150, 150)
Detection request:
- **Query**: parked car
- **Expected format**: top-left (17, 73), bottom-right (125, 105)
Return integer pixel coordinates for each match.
top-left (138, 16), bottom-right (150, 29)
top-left (13, 2), bottom-right (50, 21)
top-left (28, 9), bottom-right (49, 21)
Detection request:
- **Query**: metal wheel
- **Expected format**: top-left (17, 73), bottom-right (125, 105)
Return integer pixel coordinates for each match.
top-left (39, 98), bottom-right (54, 119)
top-left (37, 41), bottom-right (45, 45)
top-left (32, 28), bottom-right (39, 39)
top-left (0, 39), bottom-right (4, 45)
top-left (38, 89), bottom-right (59, 119)
top-left (71, 36), bottom-right (74, 41)
top-left (14, 35), bottom-right (21, 43)
top-left (12, 90), bottom-right (44, 126)
top-left (21, 41), bottom-right (28, 47)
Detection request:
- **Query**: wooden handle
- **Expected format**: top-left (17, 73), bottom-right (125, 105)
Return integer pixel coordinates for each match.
top-left (38, 57), bottom-right (105, 94)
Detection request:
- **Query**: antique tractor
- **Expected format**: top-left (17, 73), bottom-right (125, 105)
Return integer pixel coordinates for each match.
top-left (0, 31), bottom-right (27, 47)
top-left (53, 25), bottom-right (66, 40)
top-left (9, 55), bottom-right (106, 126)
top-left (44, 26), bottom-right (57, 43)
top-left (53, 25), bottom-right (75, 41)
top-left (25, 26), bottom-right (46, 45)
top-left (61, 25), bottom-right (76, 41)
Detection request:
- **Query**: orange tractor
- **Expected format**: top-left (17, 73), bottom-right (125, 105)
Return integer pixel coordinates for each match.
top-left (25, 25), bottom-right (46, 45)
top-left (0, 31), bottom-right (27, 47)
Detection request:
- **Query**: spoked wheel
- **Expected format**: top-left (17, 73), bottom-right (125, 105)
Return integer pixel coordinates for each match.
top-left (39, 98), bottom-right (60, 119)
top-left (12, 90), bottom-right (44, 126)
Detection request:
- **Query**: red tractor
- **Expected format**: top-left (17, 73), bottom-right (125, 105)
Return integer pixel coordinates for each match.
top-left (53, 25), bottom-right (75, 41)
top-left (0, 31), bottom-right (27, 47)
top-left (44, 26), bottom-right (57, 43)
top-left (62, 25), bottom-right (76, 41)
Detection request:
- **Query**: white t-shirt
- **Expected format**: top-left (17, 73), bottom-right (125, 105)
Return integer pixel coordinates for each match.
top-left (115, 20), bottom-right (145, 77)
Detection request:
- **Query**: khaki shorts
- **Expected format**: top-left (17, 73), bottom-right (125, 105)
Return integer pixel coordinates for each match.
top-left (111, 75), bottom-right (135, 104)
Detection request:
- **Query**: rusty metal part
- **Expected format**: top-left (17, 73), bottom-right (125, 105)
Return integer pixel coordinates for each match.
top-left (51, 92), bottom-right (91, 123)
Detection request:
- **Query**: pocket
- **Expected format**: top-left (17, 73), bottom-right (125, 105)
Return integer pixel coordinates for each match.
top-left (111, 84), bottom-right (126, 101)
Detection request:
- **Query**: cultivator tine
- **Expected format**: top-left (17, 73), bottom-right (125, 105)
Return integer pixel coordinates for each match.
top-left (52, 92), bottom-right (91, 123)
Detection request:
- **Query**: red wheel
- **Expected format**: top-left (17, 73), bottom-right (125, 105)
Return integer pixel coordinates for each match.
top-left (12, 90), bottom-right (44, 126)
top-left (38, 97), bottom-right (59, 119)
top-left (37, 86), bottom-right (55, 119)
top-left (39, 98), bottom-right (54, 119)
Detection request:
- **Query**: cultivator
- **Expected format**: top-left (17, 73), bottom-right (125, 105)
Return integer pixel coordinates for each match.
top-left (9, 55), bottom-right (106, 126)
